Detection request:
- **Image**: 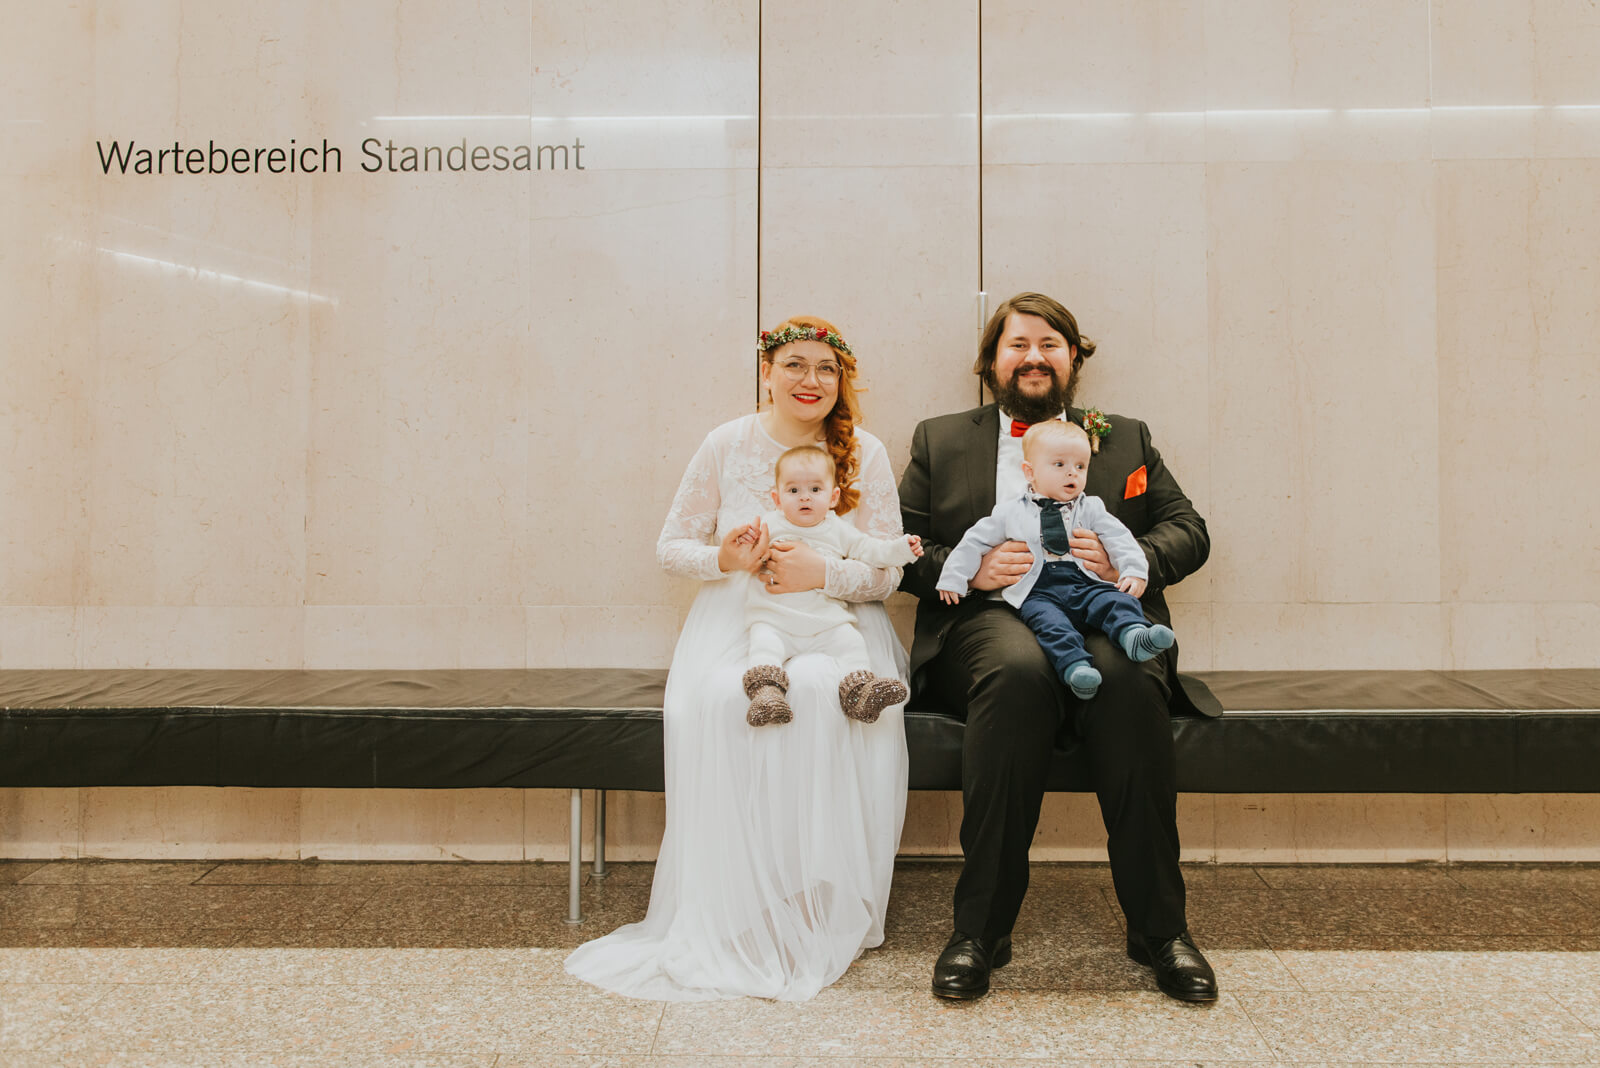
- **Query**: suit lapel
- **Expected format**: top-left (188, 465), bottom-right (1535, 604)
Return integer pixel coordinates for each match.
top-left (963, 405), bottom-right (1000, 527)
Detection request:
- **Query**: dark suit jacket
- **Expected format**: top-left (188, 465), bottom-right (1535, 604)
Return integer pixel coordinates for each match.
top-left (898, 403), bottom-right (1219, 718)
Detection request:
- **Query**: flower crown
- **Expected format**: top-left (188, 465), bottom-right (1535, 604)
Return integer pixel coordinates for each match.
top-left (757, 325), bottom-right (854, 358)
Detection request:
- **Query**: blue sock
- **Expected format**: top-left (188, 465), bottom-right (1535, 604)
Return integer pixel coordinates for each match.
top-left (1065, 661), bottom-right (1101, 700)
top-left (1120, 623), bottom-right (1175, 663)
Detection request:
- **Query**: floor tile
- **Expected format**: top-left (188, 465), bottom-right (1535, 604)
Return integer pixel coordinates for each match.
top-left (1447, 864), bottom-right (1600, 895)
top-left (1238, 990), bottom-right (1600, 1062)
top-left (1253, 864), bottom-right (1461, 891)
top-left (579, 862), bottom-right (657, 888)
top-left (1277, 949), bottom-right (1600, 992)
top-left (184, 947), bottom-right (568, 986)
top-left (49, 981), bottom-right (660, 1057)
top-left (0, 947), bottom-right (203, 984)
top-left (3, 884), bottom-right (373, 932)
top-left (653, 988), bottom-right (1272, 1060)
top-left (0, 983), bottom-right (115, 1051)
top-left (198, 861), bottom-right (571, 886)
top-left (1188, 887), bottom-right (1600, 952)
top-left (0, 887), bottom-right (84, 928)
top-left (1550, 988), bottom-right (1600, 1031)
top-left (341, 886), bottom-right (529, 929)
top-left (0, 862), bottom-right (46, 885)
top-left (0, 927), bottom-right (241, 950)
top-left (19, 862), bottom-right (219, 886)
top-left (24, 1055), bottom-right (500, 1067)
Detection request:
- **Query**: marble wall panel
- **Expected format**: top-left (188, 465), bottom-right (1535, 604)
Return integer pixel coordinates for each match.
top-left (897, 792), bottom-right (964, 856)
top-left (300, 788), bottom-right (524, 862)
top-left (1205, 0), bottom-right (1430, 110)
top-left (525, 0), bottom-right (756, 172)
top-left (1212, 793), bottom-right (1449, 863)
top-left (761, 0), bottom-right (974, 168)
top-left (303, 606), bottom-right (525, 669)
top-left (1437, 160), bottom-right (1600, 610)
top-left (303, 170), bottom-right (531, 607)
top-left (78, 787), bottom-right (300, 860)
top-left (0, 609), bottom-right (79, 669)
top-left (1446, 602), bottom-right (1600, 669)
top-left (0, 177), bottom-right (94, 608)
top-left (1168, 602), bottom-right (1214, 671)
top-left (1205, 162), bottom-right (1438, 618)
top-left (2, 5), bottom-right (91, 179)
top-left (0, 790), bottom-right (80, 860)
top-left (981, 0), bottom-right (1206, 166)
top-left (1213, 603), bottom-right (1446, 670)
top-left (525, 606), bottom-right (679, 669)
top-left (1445, 794), bottom-right (1600, 861)
top-left (77, 607), bottom-right (304, 668)
top-left (82, 177), bottom-right (313, 607)
top-left (1432, 0), bottom-right (1600, 159)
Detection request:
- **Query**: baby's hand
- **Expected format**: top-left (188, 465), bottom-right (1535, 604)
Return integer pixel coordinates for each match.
top-left (735, 522), bottom-right (761, 547)
top-left (938, 589), bottom-right (962, 605)
top-left (907, 534), bottom-right (924, 558)
top-left (1117, 575), bottom-right (1148, 598)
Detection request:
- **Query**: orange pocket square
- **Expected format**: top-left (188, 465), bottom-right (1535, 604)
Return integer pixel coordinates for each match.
top-left (1124, 465), bottom-right (1148, 499)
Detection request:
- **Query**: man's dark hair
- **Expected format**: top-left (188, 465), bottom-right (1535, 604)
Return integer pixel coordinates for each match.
top-left (974, 292), bottom-right (1098, 396)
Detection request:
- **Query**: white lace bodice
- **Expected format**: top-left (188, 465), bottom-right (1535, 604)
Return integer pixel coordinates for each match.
top-left (656, 414), bottom-right (905, 601)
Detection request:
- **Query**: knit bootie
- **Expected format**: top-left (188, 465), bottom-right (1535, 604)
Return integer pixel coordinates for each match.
top-left (743, 664), bottom-right (793, 726)
top-left (838, 670), bottom-right (908, 724)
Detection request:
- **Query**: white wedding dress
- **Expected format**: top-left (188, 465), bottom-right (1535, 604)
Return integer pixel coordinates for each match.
top-left (564, 413), bottom-right (910, 1001)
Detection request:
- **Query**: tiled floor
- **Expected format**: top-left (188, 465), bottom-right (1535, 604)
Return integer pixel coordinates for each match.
top-left (2, 859), bottom-right (1599, 1065)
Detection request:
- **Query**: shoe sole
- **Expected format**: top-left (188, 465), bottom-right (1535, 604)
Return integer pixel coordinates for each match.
top-left (930, 982), bottom-right (988, 1000)
top-left (1126, 942), bottom-right (1218, 1003)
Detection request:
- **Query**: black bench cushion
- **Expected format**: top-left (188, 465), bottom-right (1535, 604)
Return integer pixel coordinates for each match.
top-left (3, 669), bottom-right (1597, 793)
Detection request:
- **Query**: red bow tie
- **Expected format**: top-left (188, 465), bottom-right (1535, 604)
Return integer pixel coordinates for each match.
top-left (1009, 420), bottom-right (1030, 437)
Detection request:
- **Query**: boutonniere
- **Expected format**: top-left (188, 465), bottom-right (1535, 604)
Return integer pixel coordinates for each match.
top-left (1081, 408), bottom-right (1111, 453)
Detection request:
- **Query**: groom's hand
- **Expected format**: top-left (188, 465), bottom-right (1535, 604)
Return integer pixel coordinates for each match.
top-left (970, 540), bottom-right (1032, 591)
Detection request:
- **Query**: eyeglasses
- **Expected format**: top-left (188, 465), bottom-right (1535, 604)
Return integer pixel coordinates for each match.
top-left (773, 358), bottom-right (842, 383)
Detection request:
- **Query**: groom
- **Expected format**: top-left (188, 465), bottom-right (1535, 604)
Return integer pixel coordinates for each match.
top-left (898, 292), bottom-right (1219, 1003)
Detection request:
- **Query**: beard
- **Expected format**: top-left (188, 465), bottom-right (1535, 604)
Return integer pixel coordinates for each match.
top-left (989, 362), bottom-right (1077, 424)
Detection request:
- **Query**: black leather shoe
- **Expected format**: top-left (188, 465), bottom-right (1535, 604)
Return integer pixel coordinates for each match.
top-left (1127, 929), bottom-right (1218, 1002)
top-left (931, 930), bottom-right (1012, 1000)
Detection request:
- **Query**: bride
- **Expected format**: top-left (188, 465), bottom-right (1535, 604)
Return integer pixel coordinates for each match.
top-left (564, 316), bottom-right (910, 1001)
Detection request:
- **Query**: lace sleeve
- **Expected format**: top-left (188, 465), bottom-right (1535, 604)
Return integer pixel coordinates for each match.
top-left (823, 436), bottom-right (905, 602)
top-left (656, 432), bottom-right (726, 582)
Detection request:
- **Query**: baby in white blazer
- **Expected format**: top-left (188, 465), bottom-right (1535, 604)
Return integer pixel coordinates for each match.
top-left (936, 420), bottom-right (1174, 699)
top-left (740, 445), bottom-right (923, 726)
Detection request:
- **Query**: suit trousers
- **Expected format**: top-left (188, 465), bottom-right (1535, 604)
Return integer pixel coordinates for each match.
top-left (1017, 561), bottom-right (1151, 681)
top-left (926, 600), bottom-right (1187, 942)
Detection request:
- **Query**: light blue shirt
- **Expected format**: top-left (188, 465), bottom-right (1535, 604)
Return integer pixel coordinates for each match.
top-left (936, 492), bottom-right (1149, 608)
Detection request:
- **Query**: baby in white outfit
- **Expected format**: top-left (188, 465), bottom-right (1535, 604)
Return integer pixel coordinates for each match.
top-left (740, 445), bottom-right (923, 726)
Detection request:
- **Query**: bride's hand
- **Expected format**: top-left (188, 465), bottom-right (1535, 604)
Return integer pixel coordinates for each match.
top-left (763, 540), bottom-right (826, 594)
top-left (718, 521), bottom-right (770, 574)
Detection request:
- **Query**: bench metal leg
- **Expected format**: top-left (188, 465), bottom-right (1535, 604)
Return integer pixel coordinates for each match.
top-left (592, 789), bottom-right (608, 878)
top-left (563, 788), bottom-right (584, 924)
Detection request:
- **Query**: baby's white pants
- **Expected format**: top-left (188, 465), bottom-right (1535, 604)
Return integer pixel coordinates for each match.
top-left (748, 621), bottom-right (871, 674)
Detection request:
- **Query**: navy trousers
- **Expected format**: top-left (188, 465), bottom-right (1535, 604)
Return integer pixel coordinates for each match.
top-left (1016, 561), bottom-right (1149, 681)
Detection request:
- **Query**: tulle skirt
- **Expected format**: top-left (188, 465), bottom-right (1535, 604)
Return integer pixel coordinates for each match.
top-left (564, 575), bottom-right (910, 1001)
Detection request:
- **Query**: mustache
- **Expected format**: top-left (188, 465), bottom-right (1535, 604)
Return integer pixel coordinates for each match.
top-left (1010, 362), bottom-right (1057, 381)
